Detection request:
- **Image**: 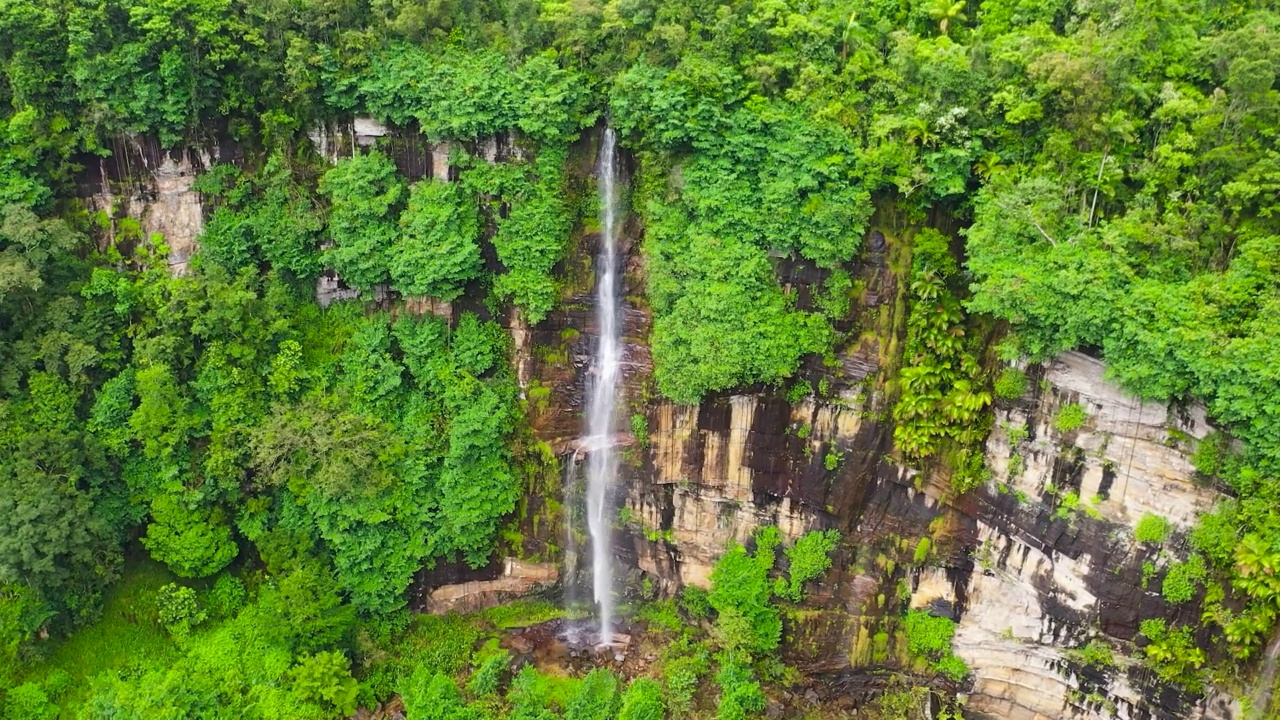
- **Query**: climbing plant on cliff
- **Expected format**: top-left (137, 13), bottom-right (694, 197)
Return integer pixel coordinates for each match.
top-left (389, 178), bottom-right (483, 301)
top-left (319, 150), bottom-right (406, 293)
top-left (892, 229), bottom-right (991, 491)
top-left (462, 145), bottom-right (575, 324)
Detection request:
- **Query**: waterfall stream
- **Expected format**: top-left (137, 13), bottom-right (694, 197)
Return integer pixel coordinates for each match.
top-left (583, 128), bottom-right (622, 645)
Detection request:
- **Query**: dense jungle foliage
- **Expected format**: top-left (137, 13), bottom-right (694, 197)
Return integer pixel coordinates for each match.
top-left (1, 0), bottom-right (1279, 717)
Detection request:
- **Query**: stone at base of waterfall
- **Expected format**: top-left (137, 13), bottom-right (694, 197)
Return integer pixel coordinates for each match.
top-left (508, 634), bottom-right (535, 654)
top-left (592, 633), bottom-right (633, 658)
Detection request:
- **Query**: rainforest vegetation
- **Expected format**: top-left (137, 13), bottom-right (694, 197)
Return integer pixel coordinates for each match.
top-left (0, 0), bottom-right (1278, 717)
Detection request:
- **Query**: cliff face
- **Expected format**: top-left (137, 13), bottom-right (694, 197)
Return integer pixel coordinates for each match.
top-left (953, 354), bottom-right (1231, 720)
top-left (90, 127), bottom-right (1238, 719)
top-left (79, 136), bottom-right (217, 274)
top-left (507, 142), bottom-right (1237, 717)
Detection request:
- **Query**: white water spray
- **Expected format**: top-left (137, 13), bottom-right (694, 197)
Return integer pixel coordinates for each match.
top-left (584, 129), bottom-right (623, 645)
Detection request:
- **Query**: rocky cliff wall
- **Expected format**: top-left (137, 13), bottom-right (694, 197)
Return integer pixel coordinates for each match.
top-left (510, 164), bottom-right (1238, 717)
top-left (79, 136), bottom-right (218, 274)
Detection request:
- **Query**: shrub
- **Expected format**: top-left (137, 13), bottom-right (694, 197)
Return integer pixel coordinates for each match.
top-left (207, 574), bottom-right (246, 619)
top-left (617, 678), bottom-right (665, 720)
top-left (903, 610), bottom-right (968, 681)
top-left (1067, 639), bottom-right (1115, 668)
top-left (631, 413), bottom-right (650, 450)
top-left (638, 600), bottom-right (683, 634)
top-left (290, 651), bottom-right (360, 717)
top-left (708, 528), bottom-right (782, 655)
top-left (467, 649), bottom-right (510, 697)
top-left (1054, 403), bottom-right (1089, 433)
top-left (1189, 432), bottom-right (1227, 478)
top-left (714, 661), bottom-right (765, 720)
top-left (994, 367), bottom-right (1028, 399)
top-left (1005, 422), bottom-right (1029, 445)
top-left (1161, 554), bottom-right (1207, 604)
top-left (1189, 502), bottom-right (1239, 567)
top-left (786, 381), bottom-right (813, 405)
top-left (1134, 514), bottom-right (1170, 545)
top-left (3, 682), bottom-right (57, 720)
top-left (1139, 619), bottom-right (1206, 689)
top-left (401, 668), bottom-right (469, 720)
top-left (661, 639), bottom-right (710, 717)
top-left (508, 664), bottom-right (579, 718)
top-left (1007, 454), bottom-right (1024, 478)
top-left (155, 583), bottom-right (206, 638)
top-left (679, 586), bottom-right (712, 620)
top-left (774, 529), bottom-right (840, 601)
top-left (913, 537), bottom-right (932, 564)
top-left (823, 449), bottom-right (842, 471)
top-left (565, 669), bottom-right (620, 720)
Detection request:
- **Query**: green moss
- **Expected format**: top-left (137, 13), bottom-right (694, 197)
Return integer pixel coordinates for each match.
top-left (480, 599), bottom-right (567, 629)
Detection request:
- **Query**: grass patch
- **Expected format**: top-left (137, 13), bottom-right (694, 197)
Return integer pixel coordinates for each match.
top-left (19, 556), bottom-right (180, 717)
top-left (479, 599), bottom-right (567, 629)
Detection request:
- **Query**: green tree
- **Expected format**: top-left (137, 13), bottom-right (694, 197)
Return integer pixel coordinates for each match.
top-left (390, 179), bottom-right (483, 300)
top-left (319, 150), bottom-right (406, 292)
top-left (708, 527), bottom-right (782, 657)
top-left (155, 583), bottom-right (207, 638)
top-left (290, 650), bottom-right (359, 717)
top-left (142, 494), bottom-right (238, 578)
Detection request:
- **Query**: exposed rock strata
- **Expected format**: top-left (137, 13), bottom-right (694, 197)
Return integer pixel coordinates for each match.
top-left (421, 559), bottom-right (559, 615)
top-left (81, 137), bottom-right (214, 275)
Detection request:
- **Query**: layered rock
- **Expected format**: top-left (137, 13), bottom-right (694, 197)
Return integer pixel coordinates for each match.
top-left (81, 137), bottom-right (215, 274)
top-left (420, 559), bottom-right (559, 615)
top-left (513, 200), bottom-right (1237, 717)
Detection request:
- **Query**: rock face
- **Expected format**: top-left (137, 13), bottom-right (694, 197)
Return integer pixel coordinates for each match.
top-left (985, 353), bottom-right (1218, 529)
top-left (942, 354), bottom-right (1233, 720)
top-left (421, 559), bottom-right (559, 615)
top-left (81, 136), bottom-right (216, 275)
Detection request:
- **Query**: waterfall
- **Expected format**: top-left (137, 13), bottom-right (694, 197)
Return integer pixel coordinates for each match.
top-left (584, 128), bottom-right (623, 646)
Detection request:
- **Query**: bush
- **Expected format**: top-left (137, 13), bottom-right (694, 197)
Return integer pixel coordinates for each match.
top-left (1134, 514), bottom-right (1170, 545)
top-left (1067, 639), bottom-right (1115, 668)
top-left (661, 639), bottom-right (710, 717)
top-left (679, 586), bottom-right (712, 620)
top-left (994, 367), bottom-right (1028, 399)
top-left (1189, 431), bottom-right (1227, 478)
top-left (638, 600), bottom-right (683, 634)
top-left (708, 528), bottom-right (782, 655)
top-left (395, 614), bottom-right (481, 678)
top-left (903, 610), bottom-right (968, 681)
top-left (565, 669), bottom-right (620, 720)
top-left (631, 413), bottom-right (650, 450)
top-left (714, 661), bottom-right (765, 720)
top-left (290, 651), bottom-right (359, 717)
top-left (207, 574), bottom-right (246, 619)
top-left (1161, 554), bottom-right (1207, 604)
top-left (3, 682), bottom-right (58, 720)
top-left (1139, 619), bottom-right (1206, 689)
top-left (1054, 403), bottom-right (1089, 433)
top-left (467, 649), bottom-right (510, 697)
top-left (155, 583), bottom-right (206, 638)
top-left (401, 668), bottom-right (469, 720)
top-left (774, 529), bottom-right (840, 601)
top-left (618, 678), bottom-right (665, 720)
top-left (1189, 502), bottom-right (1239, 567)
top-left (913, 537), bottom-right (932, 564)
top-left (508, 664), bottom-right (579, 718)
